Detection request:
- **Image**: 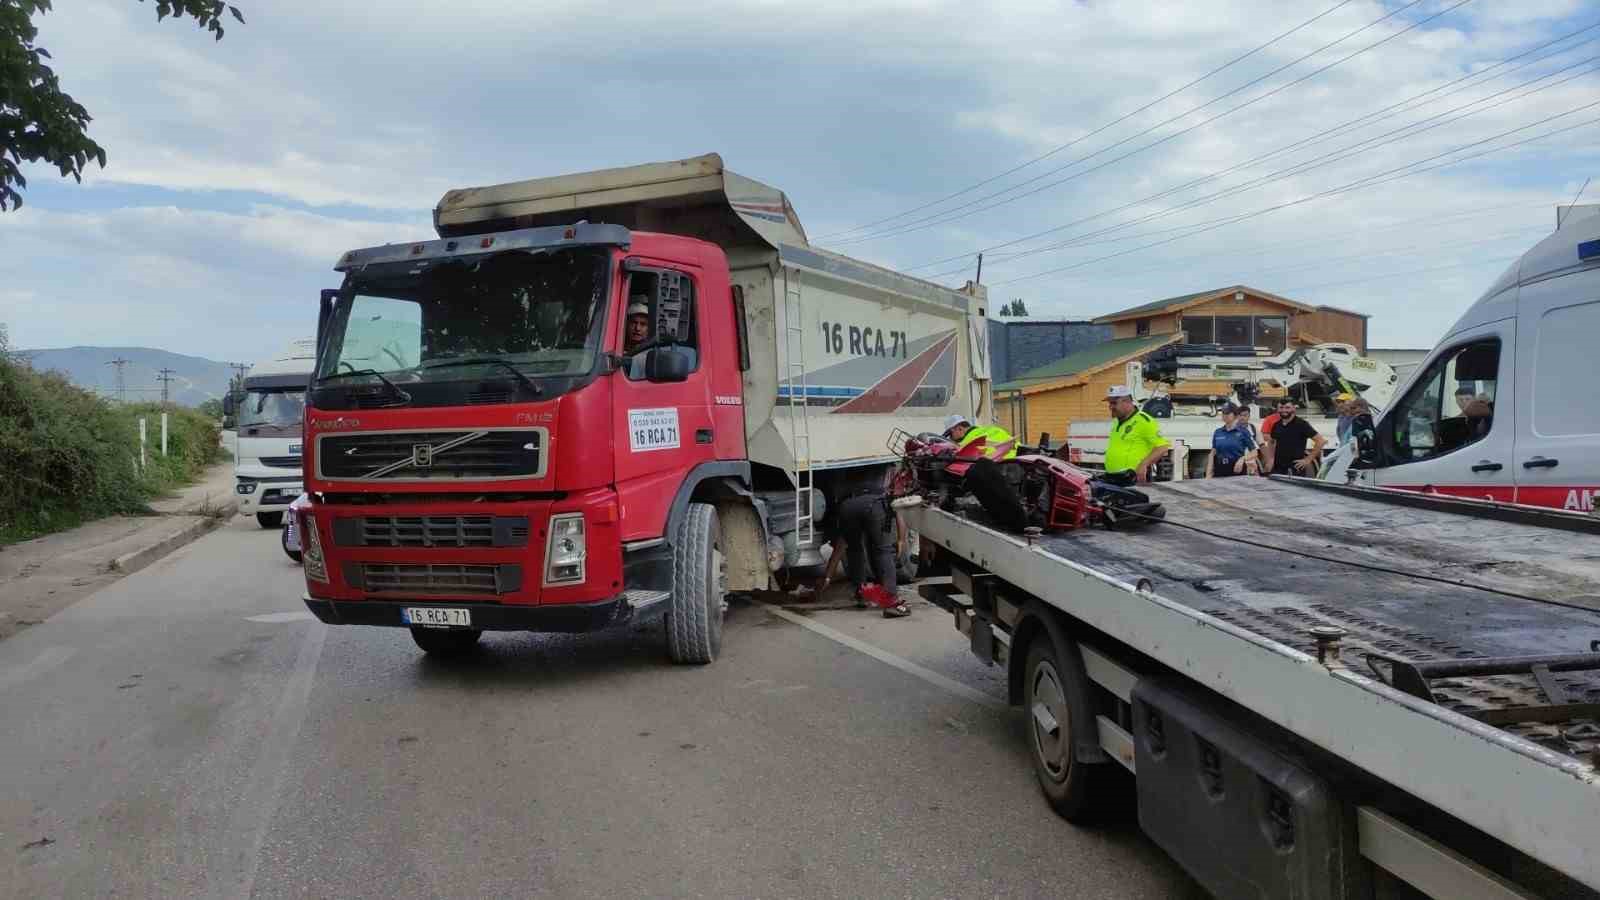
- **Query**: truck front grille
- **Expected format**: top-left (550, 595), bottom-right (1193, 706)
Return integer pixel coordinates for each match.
top-left (332, 515), bottom-right (529, 548)
top-left (356, 563), bottom-right (518, 596)
top-left (316, 429), bottom-right (545, 481)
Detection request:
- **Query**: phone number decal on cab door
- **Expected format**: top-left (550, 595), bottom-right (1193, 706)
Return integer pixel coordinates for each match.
top-left (628, 408), bottom-right (681, 452)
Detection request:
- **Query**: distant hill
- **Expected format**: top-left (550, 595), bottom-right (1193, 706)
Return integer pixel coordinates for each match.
top-left (18, 346), bottom-right (234, 408)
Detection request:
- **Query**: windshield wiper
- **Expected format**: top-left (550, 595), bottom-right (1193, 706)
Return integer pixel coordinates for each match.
top-left (317, 366), bottom-right (412, 403)
top-left (420, 358), bottom-right (543, 396)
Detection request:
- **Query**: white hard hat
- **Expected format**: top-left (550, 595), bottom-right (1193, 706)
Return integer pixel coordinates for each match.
top-left (1106, 385), bottom-right (1134, 399)
top-left (942, 414), bottom-right (972, 434)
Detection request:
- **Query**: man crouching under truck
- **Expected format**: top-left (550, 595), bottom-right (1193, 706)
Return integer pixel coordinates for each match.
top-left (815, 464), bottom-right (911, 618)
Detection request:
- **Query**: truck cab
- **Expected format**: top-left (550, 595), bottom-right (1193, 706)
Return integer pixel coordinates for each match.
top-left (227, 338), bottom-right (315, 527)
top-left (297, 154), bottom-right (988, 661)
top-left (1327, 206), bottom-right (1600, 510)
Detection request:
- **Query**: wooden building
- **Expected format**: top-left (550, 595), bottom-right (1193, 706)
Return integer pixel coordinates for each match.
top-left (994, 285), bottom-right (1368, 440)
top-left (1095, 284), bottom-right (1368, 352)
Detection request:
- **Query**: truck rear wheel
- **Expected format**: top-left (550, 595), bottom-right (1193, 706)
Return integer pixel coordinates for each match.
top-left (1024, 639), bottom-right (1108, 822)
top-left (666, 502), bottom-right (724, 665)
top-left (410, 627), bottom-right (482, 656)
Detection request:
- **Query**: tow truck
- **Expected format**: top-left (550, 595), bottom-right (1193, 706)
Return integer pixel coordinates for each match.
top-left (908, 474), bottom-right (1600, 898)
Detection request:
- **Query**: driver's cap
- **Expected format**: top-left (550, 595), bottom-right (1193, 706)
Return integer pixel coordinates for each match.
top-left (627, 296), bottom-right (649, 316)
top-left (1106, 385), bottom-right (1133, 399)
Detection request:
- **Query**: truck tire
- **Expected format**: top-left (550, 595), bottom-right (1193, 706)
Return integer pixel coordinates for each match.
top-left (281, 525), bottom-right (302, 563)
top-left (1024, 639), bottom-right (1110, 822)
top-left (410, 627), bottom-right (482, 656)
top-left (666, 502), bottom-right (724, 665)
top-left (256, 511), bottom-right (284, 529)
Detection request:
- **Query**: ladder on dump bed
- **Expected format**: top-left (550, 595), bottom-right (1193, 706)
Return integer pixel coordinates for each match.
top-left (783, 268), bottom-right (815, 546)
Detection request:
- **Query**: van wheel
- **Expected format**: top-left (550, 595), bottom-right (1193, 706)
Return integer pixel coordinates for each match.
top-left (281, 525), bottom-right (302, 564)
top-left (666, 503), bottom-right (724, 665)
top-left (1024, 639), bottom-right (1109, 822)
top-left (410, 627), bottom-right (482, 656)
top-left (256, 511), bottom-right (283, 529)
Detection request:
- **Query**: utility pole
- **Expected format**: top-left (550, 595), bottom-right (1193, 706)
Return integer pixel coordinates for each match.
top-left (156, 368), bottom-right (177, 407)
top-left (105, 357), bottom-right (131, 405)
top-left (227, 362), bottom-right (251, 398)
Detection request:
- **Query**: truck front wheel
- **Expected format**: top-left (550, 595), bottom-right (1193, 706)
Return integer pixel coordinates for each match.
top-left (666, 502), bottom-right (724, 665)
top-left (1024, 639), bottom-right (1106, 821)
top-left (256, 511), bottom-right (284, 529)
top-left (410, 627), bottom-right (482, 656)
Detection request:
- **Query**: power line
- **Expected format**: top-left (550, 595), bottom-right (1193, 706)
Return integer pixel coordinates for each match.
top-left (1270, 255), bottom-right (1518, 293)
top-left (989, 106), bottom-right (1600, 286)
top-left (831, 0), bottom-right (1467, 245)
top-left (815, 0), bottom-right (1360, 240)
top-left (941, 52), bottom-right (1600, 278)
top-left (907, 22), bottom-right (1600, 275)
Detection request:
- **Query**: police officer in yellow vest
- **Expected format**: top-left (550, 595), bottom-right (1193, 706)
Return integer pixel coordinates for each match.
top-left (1103, 385), bottom-right (1169, 484)
top-left (942, 414), bottom-right (1018, 461)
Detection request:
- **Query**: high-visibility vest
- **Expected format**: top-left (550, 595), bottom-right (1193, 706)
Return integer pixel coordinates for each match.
top-left (958, 425), bottom-right (1018, 461)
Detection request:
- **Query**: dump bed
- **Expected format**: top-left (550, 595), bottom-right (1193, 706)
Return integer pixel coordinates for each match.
top-left (909, 476), bottom-right (1600, 887)
top-left (433, 153), bottom-right (990, 480)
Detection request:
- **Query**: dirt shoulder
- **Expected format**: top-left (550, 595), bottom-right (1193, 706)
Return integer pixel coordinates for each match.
top-left (0, 463), bottom-right (241, 641)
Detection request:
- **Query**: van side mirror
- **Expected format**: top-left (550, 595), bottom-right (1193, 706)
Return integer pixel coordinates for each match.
top-left (645, 347), bottom-right (691, 383)
top-left (1351, 413), bottom-right (1380, 468)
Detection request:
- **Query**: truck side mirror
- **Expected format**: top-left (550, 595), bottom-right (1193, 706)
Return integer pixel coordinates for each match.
top-left (222, 393), bottom-right (236, 417)
top-left (645, 347), bottom-right (691, 383)
top-left (317, 289), bottom-right (339, 360)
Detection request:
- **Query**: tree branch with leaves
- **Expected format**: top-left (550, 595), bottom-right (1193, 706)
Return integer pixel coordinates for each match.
top-left (1, 0), bottom-right (244, 210)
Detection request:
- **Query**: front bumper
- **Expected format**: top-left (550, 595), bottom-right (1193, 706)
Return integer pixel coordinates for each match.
top-left (302, 593), bottom-right (663, 633)
top-left (237, 477), bottom-right (302, 515)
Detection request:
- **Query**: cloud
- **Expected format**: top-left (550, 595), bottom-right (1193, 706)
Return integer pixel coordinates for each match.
top-left (5, 0), bottom-right (1597, 356)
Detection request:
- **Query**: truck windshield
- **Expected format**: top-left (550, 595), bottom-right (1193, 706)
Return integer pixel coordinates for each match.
top-left (239, 390), bottom-right (305, 428)
top-left (315, 249), bottom-right (610, 388)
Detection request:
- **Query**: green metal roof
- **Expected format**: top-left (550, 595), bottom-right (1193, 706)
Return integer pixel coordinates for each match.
top-left (995, 333), bottom-right (1177, 393)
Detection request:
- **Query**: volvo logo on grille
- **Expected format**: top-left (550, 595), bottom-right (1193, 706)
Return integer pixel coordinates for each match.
top-left (412, 444), bottom-right (434, 467)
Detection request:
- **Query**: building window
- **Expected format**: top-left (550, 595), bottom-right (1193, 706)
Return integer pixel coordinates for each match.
top-left (1136, 318), bottom-right (1150, 336)
top-left (1183, 316), bottom-right (1214, 344)
top-left (1256, 317), bottom-right (1287, 353)
top-left (1216, 316), bottom-right (1252, 346)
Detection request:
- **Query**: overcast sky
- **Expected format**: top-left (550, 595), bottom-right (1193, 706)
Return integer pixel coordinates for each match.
top-left (3, 0), bottom-right (1596, 364)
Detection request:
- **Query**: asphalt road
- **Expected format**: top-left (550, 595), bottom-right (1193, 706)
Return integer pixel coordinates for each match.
top-left (0, 517), bottom-right (1204, 899)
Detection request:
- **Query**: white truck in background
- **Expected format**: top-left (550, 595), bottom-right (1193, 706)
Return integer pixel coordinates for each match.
top-left (225, 337), bottom-right (315, 528)
top-left (1059, 342), bottom-right (1398, 479)
top-left (1325, 205), bottom-right (1600, 510)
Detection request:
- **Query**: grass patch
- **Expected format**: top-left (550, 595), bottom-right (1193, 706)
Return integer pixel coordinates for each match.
top-left (0, 327), bottom-right (225, 545)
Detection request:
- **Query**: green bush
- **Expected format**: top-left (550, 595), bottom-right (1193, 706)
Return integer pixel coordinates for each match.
top-left (0, 328), bottom-right (224, 544)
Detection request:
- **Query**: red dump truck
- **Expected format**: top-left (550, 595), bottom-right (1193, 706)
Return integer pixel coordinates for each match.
top-left (297, 154), bottom-right (990, 660)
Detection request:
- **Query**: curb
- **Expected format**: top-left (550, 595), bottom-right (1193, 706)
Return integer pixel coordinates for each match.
top-left (108, 516), bottom-right (224, 575)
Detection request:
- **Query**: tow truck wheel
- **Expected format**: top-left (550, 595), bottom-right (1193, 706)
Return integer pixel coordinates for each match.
top-left (666, 502), bottom-right (724, 665)
top-left (1024, 639), bottom-right (1103, 821)
top-left (256, 512), bottom-right (284, 529)
top-left (409, 627), bottom-right (482, 656)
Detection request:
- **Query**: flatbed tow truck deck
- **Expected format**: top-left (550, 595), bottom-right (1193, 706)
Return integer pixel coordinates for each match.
top-left (909, 476), bottom-right (1600, 897)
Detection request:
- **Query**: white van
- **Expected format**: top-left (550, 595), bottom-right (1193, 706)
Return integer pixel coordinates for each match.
top-left (1327, 206), bottom-right (1599, 511)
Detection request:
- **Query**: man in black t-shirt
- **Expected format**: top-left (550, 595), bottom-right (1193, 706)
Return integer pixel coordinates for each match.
top-left (1262, 399), bottom-right (1326, 475)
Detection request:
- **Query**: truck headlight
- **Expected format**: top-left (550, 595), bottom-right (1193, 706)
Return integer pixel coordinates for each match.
top-left (544, 513), bottom-right (586, 584)
top-left (302, 512), bottom-right (329, 584)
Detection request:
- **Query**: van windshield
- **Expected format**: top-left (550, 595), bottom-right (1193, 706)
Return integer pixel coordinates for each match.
top-left (315, 249), bottom-right (611, 389)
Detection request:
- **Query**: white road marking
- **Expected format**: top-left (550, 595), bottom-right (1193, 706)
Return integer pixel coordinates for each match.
top-left (245, 611), bottom-right (317, 624)
top-left (211, 621), bottom-right (327, 899)
top-left (0, 645), bottom-right (77, 693)
top-left (760, 603), bottom-right (1004, 709)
